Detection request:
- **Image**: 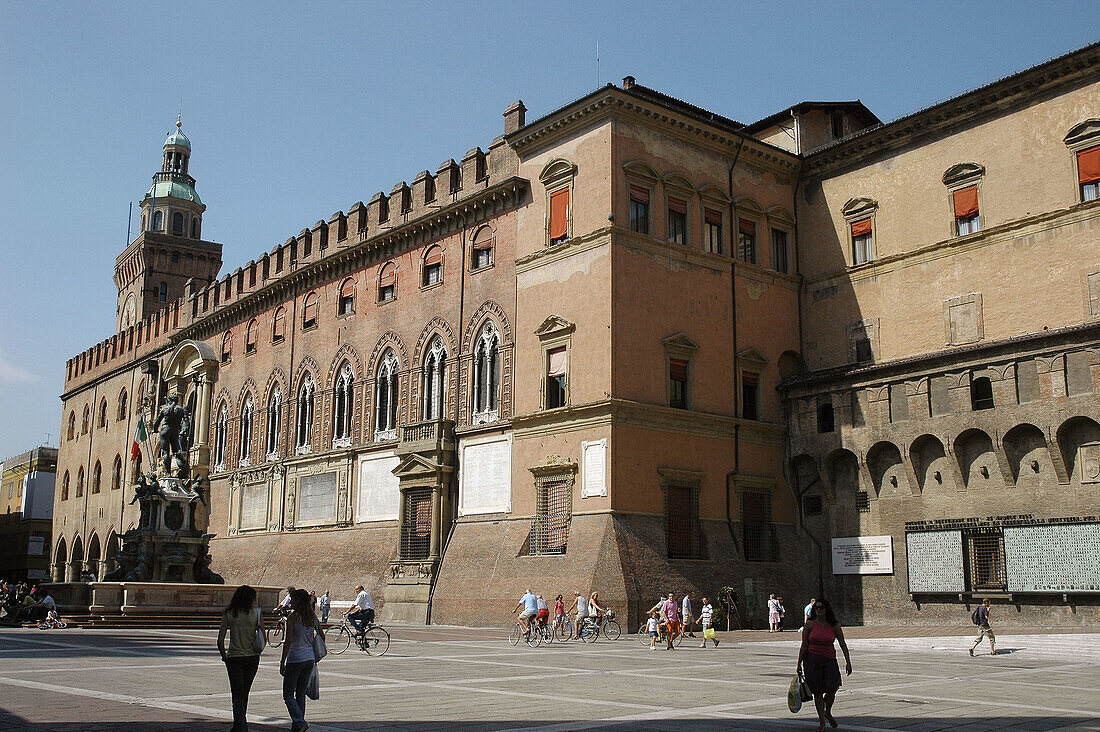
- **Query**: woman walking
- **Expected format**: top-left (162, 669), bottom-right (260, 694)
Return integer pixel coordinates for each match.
top-left (281, 588), bottom-right (325, 732)
top-left (796, 598), bottom-right (852, 731)
top-left (217, 585), bottom-right (264, 732)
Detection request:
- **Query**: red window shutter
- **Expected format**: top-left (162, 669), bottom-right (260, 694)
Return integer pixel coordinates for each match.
top-left (1078, 146), bottom-right (1100, 184)
top-left (704, 208), bottom-right (722, 225)
top-left (630, 185), bottom-right (650, 204)
top-left (668, 197), bottom-right (687, 214)
top-left (303, 293), bottom-right (318, 322)
top-left (952, 186), bottom-right (979, 218)
top-left (273, 308), bottom-right (286, 338)
top-left (549, 189), bottom-right (570, 239)
top-left (850, 218), bottom-right (872, 237)
top-left (472, 228), bottom-right (494, 250)
top-left (340, 279), bottom-right (355, 299)
top-left (379, 264), bottom-right (396, 287)
top-left (738, 218), bottom-right (756, 235)
top-left (669, 359), bottom-right (688, 381)
top-left (424, 246), bottom-right (442, 266)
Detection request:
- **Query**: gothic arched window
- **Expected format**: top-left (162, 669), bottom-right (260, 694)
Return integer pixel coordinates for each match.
top-left (338, 279), bottom-right (356, 315)
top-left (118, 388), bottom-right (128, 421)
top-left (112, 454), bottom-right (123, 491)
top-left (82, 405), bottom-right (90, 434)
top-left (76, 466), bottom-right (85, 498)
top-left (213, 404), bottom-right (228, 471)
top-left (266, 387), bottom-right (281, 459)
top-left (172, 212), bottom-right (184, 234)
top-left (421, 337), bottom-right (447, 420)
top-left (153, 210), bottom-right (163, 231)
top-left (67, 411), bottom-right (75, 441)
top-left (245, 319), bottom-right (258, 354)
top-left (296, 374), bottom-right (315, 453)
top-left (238, 394), bottom-right (254, 466)
top-left (61, 471), bottom-right (70, 501)
top-left (374, 351), bottom-right (399, 438)
top-left (272, 306), bottom-right (287, 342)
top-left (473, 321), bottom-right (501, 422)
top-left (333, 363), bottom-right (354, 447)
top-left (98, 398), bottom-right (108, 429)
top-left (92, 461), bottom-right (102, 494)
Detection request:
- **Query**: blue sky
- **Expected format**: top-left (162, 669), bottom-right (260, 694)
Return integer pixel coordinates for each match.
top-left (0, 1), bottom-right (1096, 456)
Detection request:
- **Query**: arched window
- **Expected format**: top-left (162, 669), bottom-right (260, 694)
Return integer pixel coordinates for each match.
top-left (221, 331), bottom-right (232, 363)
top-left (272, 306), bottom-right (287, 342)
top-left (152, 210), bottom-right (163, 231)
top-left (158, 282), bottom-right (168, 302)
top-left (473, 321), bottom-right (501, 422)
top-left (421, 337), bottom-right (447, 420)
top-left (98, 398), bottom-right (108, 429)
top-left (245, 319), bottom-right (258, 354)
top-left (375, 351), bottom-right (400, 438)
top-left (92, 461), bottom-right (102, 494)
top-left (82, 405), bottom-right (90, 434)
top-left (112, 454), bottom-right (122, 491)
top-left (118, 388), bottom-right (128, 421)
top-left (302, 291), bottom-right (319, 329)
top-left (266, 387), bottom-right (281, 459)
top-left (213, 404), bottom-right (228, 470)
top-left (971, 376), bottom-right (995, 411)
top-left (817, 403), bottom-right (835, 433)
top-left (378, 263), bottom-right (396, 303)
top-left (59, 471), bottom-right (70, 501)
top-left (238, 394), bottom-right (254, 466)
top-left (135, 381), bottom-right (145, 414)
top-left (171, 212), bottom-right (184, 234)
top-left (422, 246), bottom-right (443, 286)
top-left (131, 452), bottom-right (142, 481)
top-left (471, 226), bottom-right (494, 269)
top-left (333, 363), bottom-right (354, 447)
top-left (76, 466), bottom-right (85, 498)
top-left (191, 217), bottom-right (199, 238)
top-left (67, 411), bottom-right (75, 441)
top-left (338, 278), bottom-right (356, 315)
top-left (296, 374), bottom-right (315, 453)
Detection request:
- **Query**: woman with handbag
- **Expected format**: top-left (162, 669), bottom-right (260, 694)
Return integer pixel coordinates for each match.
top-left (217, 585), bottom-right (265, 732)
top-left (796, 598), bottom-right (852, 731)
top-left (280, 588), bottom-right (325, 732)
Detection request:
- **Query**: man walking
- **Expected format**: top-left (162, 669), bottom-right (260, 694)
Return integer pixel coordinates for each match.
top-left (319, 590), bottom-right (331, 623)
top-left (804, 597), bottom-right (816, 626)
top-left (969, 598), bottom-right (996, 656)
top-left (699, 596), bottom-right (719, 648)
top-left (682, 592), bottom-right (696, 638)
top-left (659, 593), bottom-right (681, 650)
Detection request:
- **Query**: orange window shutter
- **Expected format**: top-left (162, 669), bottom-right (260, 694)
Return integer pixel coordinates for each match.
top-left (550, 189), bottom-right (569, 239)
top-left (850, 218), bottom-right (872, 237)
top-left (472, 229), bottom-right (493, 250)
top-left (952, 186), bottom-right (979, 218)
top-left (340, 279), bottom-right (355, 298)
top-left (1078, 146), bottom-right (1100, 184)
top-left (669, 359), bottom-right (688, 381)
top-left (303, 295), bottom-right (317, 321)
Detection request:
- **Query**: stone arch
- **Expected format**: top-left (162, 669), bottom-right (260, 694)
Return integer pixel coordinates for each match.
top-left (236, 377), bottom-right (259, 413)
top-left (325, 344), bottom-right (364, 389)
top-left (1003, 423), bottom-right (1048, 484)
top-left (212, 387), bottom-right (233, 419)
top-left (777, 350), bottom-right (805, 379)
top-left (733, 194), bottom-right (764, 215)
top-left (662, 172), bottom-right (696, 191)
top-left (622, 160), bottom-right (660, 182)
top-left (86, 532), bottom-right (101, 578)
top-left (954, 428), bottom-right (998, 489)
top-left (105, 531), bottom-right (120, 574)
top-left (698, 184), bottom-right (731, 204)
top-left (825, 448), bottom-right (861, 499)
top-left (1056, 415), bottom-right (1100, 482)
top-left (367, 331), bottom-right (409, 375)
top-left (539, 157), bottom-right (576, 185)
top-left (69, 535), bottom-right (84, 582)
top-left (54, 537), bottom-right (67, 582)
top-left (867, 441), bottom-right (905, 496)
top-left (263, 368), bottom-right (288, 403)
top-left (413, 317), bottom-right (458, 366)
top-left (294, 356), bottom-right (322, 393)
top-left (462, 300), bottom-right (513, 352)
top-left (789, 454), bottom-right (824, 496)
top-left (910, 434), bottom-right (950, 493)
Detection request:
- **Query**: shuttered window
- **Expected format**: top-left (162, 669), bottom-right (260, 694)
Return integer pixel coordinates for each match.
top-left (953, 186), bottom-right (981, 235)
top-left (302, 292), bottom-right (319, 328)
top-left (1078, 146), bottom-right (1100, 201)
top-left (549, 188), bottom-right (570, 243)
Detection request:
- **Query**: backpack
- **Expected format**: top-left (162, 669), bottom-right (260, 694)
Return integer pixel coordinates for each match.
top-left (971, 608), bottom-right (981, 625)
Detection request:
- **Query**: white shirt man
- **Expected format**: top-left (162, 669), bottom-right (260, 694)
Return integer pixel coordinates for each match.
top-left (682, 593), bottom-right (695, 637)
top-left (347, 584), bottom-right (375, 633)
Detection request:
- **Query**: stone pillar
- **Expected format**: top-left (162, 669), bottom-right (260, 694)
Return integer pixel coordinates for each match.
top-left (429, 484), bottom-right (442, 559)
top-left (53, 561), bottom-right (65, 582)
top-left (397, 488), bottom-right (407, 559)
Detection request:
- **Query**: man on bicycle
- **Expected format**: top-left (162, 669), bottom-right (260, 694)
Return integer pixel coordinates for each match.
top-left (346, 584), bottom-right (375, 634)
top-left (513, 589), bottom-right (538, 636)
top-left (566, 591), bottom-right (589, 639)
top-left (273, 586), bottom-right (294, 618)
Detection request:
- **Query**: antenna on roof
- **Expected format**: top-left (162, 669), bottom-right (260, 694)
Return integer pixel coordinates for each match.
top-left (126, 201), bottom-right (132, 246)
top-left (596, 41), bottom-right (600, 88)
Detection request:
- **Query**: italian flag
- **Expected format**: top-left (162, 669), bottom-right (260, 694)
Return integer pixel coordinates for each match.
top-left (131, 416), bottom-right (147, 461)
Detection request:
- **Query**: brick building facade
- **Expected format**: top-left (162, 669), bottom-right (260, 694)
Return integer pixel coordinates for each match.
top-left (53, 43), bottom-right (1100, 627)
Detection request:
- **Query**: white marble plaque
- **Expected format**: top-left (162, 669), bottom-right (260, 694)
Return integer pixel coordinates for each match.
top-left (357, 451), bottom-right (400, 522)
top-left (298, 472), bottom-right (337, 523)
top-left (460, 436), bottom-right (511, 515)
top-left (832, 535), bottom-right (893, 574)
top-left (905, 530), bottom-right (965, 593)
top-left (581, 439), bottom-right (607, 498)
top-left (1005, 523), bottom-right (1100, 592)
top-left (240, 482), bottom-right (269, 530)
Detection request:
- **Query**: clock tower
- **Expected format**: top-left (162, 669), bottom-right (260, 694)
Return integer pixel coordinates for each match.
top-left (115, 119), bottom-right (222, 332)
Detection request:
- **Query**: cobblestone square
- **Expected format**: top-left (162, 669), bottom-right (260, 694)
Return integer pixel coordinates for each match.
top-left (1, 626), bottom-right (1097, 731)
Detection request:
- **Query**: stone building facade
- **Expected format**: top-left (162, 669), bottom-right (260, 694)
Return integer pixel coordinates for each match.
top-left (1, 447), bottom-right (57, 581)
top-left (52, 42), bottom-right (1100, 627)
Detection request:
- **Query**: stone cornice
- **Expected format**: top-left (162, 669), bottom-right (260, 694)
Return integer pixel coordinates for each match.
top-left (516, 227), bottom-right (610, 275)
top-left (803, 42), bottom-right (1100, 176)
top-left (174, 177), bottom-right (528, 342)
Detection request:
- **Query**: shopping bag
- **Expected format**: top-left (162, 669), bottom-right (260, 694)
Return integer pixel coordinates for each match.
top-left (703, 626), bottom-right (716, 640)
top-left (305, 664), bottom-right (320, 700)
top-left (798, 672), bottom-right (812, 702)
top-left (787, 674), bottom-right (802, 713)
top-left (312, 623), bottom-right (328, 662)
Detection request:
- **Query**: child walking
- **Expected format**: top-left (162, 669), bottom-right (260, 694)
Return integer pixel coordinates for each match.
top-left (647, 610), bottom-right (660, 650)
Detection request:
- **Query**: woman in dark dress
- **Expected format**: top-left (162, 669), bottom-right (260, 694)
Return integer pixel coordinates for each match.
top-left (796, 598), bottom-right (852, 731)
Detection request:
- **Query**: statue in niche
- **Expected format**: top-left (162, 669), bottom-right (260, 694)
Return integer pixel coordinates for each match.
top-left (153, 392), bottom-right (191, 479)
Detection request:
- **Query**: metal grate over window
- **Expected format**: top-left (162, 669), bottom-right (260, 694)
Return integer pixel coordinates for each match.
top-left (965, 529), bottom-right (1006, 591)
top-left (531, 475), bottom-right (571, 555)
top-left (741, 490), bottom-right (779, 562)
top-left (400, 488), bottom-right (432, 560)
top-left (665, 482), bottom-right (702, 559)
top-left (856, 490), bottom-right (871, 512)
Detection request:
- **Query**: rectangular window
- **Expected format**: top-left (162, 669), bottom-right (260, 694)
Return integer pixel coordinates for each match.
top-left (667, 197), bottom-right (687, 244)
top-left (965, 529), bottom-right (1006, 591)
top-left (704, 209), bottom-right (722, 254)
top-left (738, 219), bottom-right (756, 263)
top-left (854, 338), bottom-right (873, 363)
top-left (400, 487), bottom-right (433, 560)
top-left (669, 358), bottom-right (688, 409)
top-left (741, 372), bottom-right (759, 420)
top-left (472, 247), bottom-right (492, 269)
top-left (532, 475), bottom-right (571, 555)
top-left (851, 218), bottom-right (874, 264)
top-left (803, 494), bottom-right (823, 516)
top-left (546, 347), bottom-right (567, 409)
top-left (549, 188), bottom-right (570, 245)
top-left (1078, 146), bottom-right (1100, 201)
top-left (741, 490), bottom-right (778, 562)
top-left (953, 186), bottom-right (981, 235)
top-left (629, 186), bottom-right (650, 234)
top-left (771, 229), bottom-right (789, 273)
top-left (665, 481), bottom-right (701, 559)
top-left (423, 262), bottom-right (442, 286)
top-left (856, 490), bottom-right (871, 512)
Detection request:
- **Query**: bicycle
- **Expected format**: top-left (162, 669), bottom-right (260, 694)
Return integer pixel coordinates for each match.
top-left (329, 616), bottom-right (390, 656)
top-left (508, 619), bottom-right (542, 648)
top-left (267, 615), bottom-right (287, 648)
top-left (553, 616), bottom-right (574, 642)
top-left (596, 611), bottom-right (621, 641)
top-left (637, 620), bottom-right (684, 647)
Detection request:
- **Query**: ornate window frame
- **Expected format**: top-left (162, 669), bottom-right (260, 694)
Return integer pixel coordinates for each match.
top-left (663, 333), bottom-right (698, 410)
top-left (842, 197), bottom-right (878, 266)
top-left (540, 158), bottom-right (576, 247)
top-left (535, 315), bottom-right (574, 410)
top-left (943, 163), bottom-right (985, 237)
top-left (1065, 120), bottom-right (1100, 203)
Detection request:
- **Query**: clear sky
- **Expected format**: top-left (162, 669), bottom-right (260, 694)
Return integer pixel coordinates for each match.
top-left (0, 1), bottom-right (1096, 457)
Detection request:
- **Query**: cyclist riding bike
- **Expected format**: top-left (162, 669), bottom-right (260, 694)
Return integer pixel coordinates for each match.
top-left (536, 594), bottom-right (550, 629)
top-left (273, 586), bottom-right (294, 618)
top-left (513, 589), bottom-right (539, 635)
top-left (346, 584), bottom-right (375, 635)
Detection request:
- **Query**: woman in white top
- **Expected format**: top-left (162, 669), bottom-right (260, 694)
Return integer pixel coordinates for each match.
top-left (280, 588), bottom-right (325, 732)
top-left (217, 585), bottom-right (262, 732)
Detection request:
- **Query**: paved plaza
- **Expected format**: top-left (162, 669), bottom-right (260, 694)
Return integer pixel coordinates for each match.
top-left (1, 624), bottom-right (1098, 731)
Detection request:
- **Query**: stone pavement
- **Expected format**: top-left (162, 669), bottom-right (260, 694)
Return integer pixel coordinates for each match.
top-left (0, 624), bottom-right (1098, 731)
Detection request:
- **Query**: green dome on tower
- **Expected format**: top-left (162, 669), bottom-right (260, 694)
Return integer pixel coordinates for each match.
top-left (165, 120), bottom-right (191, 150)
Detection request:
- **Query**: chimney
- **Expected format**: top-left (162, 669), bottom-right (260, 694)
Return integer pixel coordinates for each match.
top-left (622, 76), bottom-right (635, 90)
top-left (503, 100), bottom-right (526, 134)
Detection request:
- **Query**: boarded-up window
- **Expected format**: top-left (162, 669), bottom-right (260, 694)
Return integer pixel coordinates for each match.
top-left (930, 376), bottom-right (953, 416)
top-left (946, 294), bottom-right (983, 345)
top-left (741, 490), bottom-right (777, 562)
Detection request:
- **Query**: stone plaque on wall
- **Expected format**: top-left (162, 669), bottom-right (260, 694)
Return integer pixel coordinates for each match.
top-left (1005, 523), bottom-right (1100, 592)
top-left (459, 436), bottom-right (511, 515)
top-left (832, 535), bottom-right (893, 574)
top-left (581, 439), bottom-right (607, 498)
top-left (298, 472), bottom-right (337, 523)
top-left (357, 451), bottom-right (400, 522)
top-left (905, 530), bottom-right (965, 593)
top-left (945, 293), bottom-right (984, 346)
top-left (240, 482), bottom-right (269, 530)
